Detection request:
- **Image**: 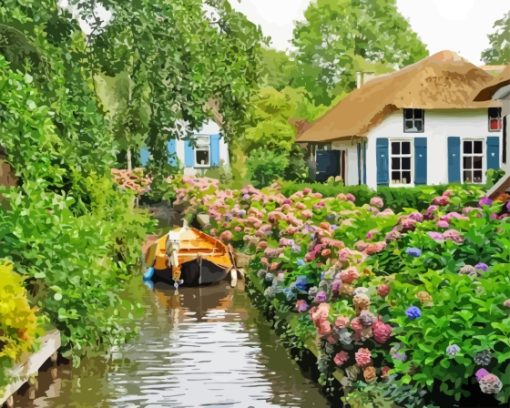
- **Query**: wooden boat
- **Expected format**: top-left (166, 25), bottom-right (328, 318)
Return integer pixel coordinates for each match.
top-left (143, 223), bottom-right (233, 287)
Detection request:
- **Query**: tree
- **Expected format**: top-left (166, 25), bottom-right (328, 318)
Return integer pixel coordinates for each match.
top-left (241, 86), bottom-right (323, 153)
top-left (71, 0), bottom-right (262, 172)
top-left (482, 11), bottom-right (510, 64)
top-left (259, 48), bottom-right (297, 90)
top-left (292, 0), bottom-right (428, 104)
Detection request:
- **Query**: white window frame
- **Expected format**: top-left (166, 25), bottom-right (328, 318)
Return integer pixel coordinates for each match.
top-left (488, 108), bottom-right (502, 132)
top-left (194, 135), bottom-right (211, 168)
top-left (462, 139), bottom-right (485, 184)
top-left (403, 109), bottom-right (425, 133)
top-left (389, 139), bottom-right (414, 186)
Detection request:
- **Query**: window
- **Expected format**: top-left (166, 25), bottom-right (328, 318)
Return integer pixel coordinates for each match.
top-left (390, 141), bottom-right (412, 185)
top-left (488, 108), bottom-right (502, 132)
top-left (462, 140), bottom-right (483, 184)
top-left (404, 109), bottom-right (424, 133)
top-left (195, 135), bottom-right (210, 167)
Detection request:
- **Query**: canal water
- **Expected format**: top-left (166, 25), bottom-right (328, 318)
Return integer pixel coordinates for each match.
top-left (15, 280), bottom-right (330, 408)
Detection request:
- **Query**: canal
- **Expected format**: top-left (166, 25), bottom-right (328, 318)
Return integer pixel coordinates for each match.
top-left (15, 280), bottom-right (330, 407)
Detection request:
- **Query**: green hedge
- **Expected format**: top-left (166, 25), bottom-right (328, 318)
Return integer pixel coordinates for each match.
top-left (279, 181), bottom-right (485, 212)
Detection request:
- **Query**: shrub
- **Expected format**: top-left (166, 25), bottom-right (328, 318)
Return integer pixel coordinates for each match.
top-left (247, 148), bottom-right (288, 188)
top-left (284, 144), bottom-right (310, 182)
top-left (0, 262), bottom-right (43, 389)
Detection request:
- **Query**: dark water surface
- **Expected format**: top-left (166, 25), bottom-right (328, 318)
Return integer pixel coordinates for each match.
top-left (15, 281), bottom-right (329, 408)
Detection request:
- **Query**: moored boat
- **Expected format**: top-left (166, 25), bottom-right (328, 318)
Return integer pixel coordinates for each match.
top-left (143, 223), bottom-right (233, 287)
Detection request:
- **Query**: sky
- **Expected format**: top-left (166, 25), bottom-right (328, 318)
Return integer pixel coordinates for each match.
top-left (229, 0), bottom-right (510, 65)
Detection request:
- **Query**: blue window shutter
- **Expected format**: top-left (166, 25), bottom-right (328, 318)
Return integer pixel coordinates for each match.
top-left (140, 147), bottom-right (150, 167)
top-left (184, 140), bottom-right (194, 168)
top-left (448, 137), bottom-right (461, 183)
top-left (414, 138), bottom-right (427, 185)
top-left (376, 138), bottom-right (389, 186)
top-left (210, 134), bottom-right (221, 167)
top-left (487, 136), bottom-right (500, 170)
top-left (363, 142), bottom-right (367, 184)
top-left (357, 143), bottom-right (361, 185)
top-left (167, 139), bottom-right (177, 166)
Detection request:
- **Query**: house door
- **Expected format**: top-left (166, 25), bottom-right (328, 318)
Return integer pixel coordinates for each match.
top-left (316, 150), bottom-right (341, 182)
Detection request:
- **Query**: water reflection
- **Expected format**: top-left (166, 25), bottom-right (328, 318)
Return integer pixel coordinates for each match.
top-left (15, 282), bottom-right (329, 408)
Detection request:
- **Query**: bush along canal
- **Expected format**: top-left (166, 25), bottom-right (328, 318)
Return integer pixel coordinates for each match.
top-left (171, 176), bottom-right (510, 408)
top-left (12, 281), bottom-right (329, 407)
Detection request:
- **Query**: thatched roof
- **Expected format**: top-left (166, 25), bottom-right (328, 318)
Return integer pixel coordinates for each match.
top-left (475, 65), bottom-right (510, 101)
top-left (298, 51), bottom-right (502, 143)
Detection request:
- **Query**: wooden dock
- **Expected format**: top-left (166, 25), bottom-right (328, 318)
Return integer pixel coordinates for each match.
top-left (1, 330), bottom-right (61, 407)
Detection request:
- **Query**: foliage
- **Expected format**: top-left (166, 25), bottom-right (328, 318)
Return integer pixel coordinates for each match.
top-left (74, 0), bottom-right (263, 169)
top-left (246, 148), bottom-right (289, 188)
top-left (259, 48), bottom-right (298, 90)
top-left (292, 0), bottom-right (428, 104)
top-left (481, 10), bottom-right (510, 64)
top-left (241, 86), bottom-right (322, 154)
top-left (0, 262), bottom-right (44, 389)
top-left (284, 144), bottom-right (310, 183)
top-left (487, 168), bottom-right (506, 188)
top-left (0, 41), bottom-right (151, 363)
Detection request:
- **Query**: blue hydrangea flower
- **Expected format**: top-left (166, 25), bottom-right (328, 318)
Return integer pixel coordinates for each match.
top-left (405, 306), bottom-right (421, 320)
top-left (446, 344), bottom-right (461, 356)
top-left (296, 258), bottom-right (305, 266)
top-left (264, 272), bottom-right (274, 283)
top-left (294, 276), bottom-right (308, 292)
top-left (406, 247), bottom-right (422, 257)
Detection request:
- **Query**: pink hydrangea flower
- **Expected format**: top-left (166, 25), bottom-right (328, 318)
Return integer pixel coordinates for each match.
top-left (443, 229), bottom-right (464, 244)
top-left (355, 348), bottom-right (372, 368)
top-left (433, 195), bottom-right (449, 206)
top-left (370, 197), bottom-right (384, 209)
top-left (339, 267), bottom-right (359, 284)
top-left (346, 193), bottom-right (356, 202)
top-left (335, 316), bottom-right (350, 328)
top-left (365, 241), bottom-right (387, 255)
top-left (436, 220), bottom-right (449, 229)
top-left (219, 230), bottom-right (233, 242)
top-left (377, 284), bottom-right (390, 297)
top-left (333, 351), bottom-right (350, 367)
top-left (372, 320), bottom-right (393, 344)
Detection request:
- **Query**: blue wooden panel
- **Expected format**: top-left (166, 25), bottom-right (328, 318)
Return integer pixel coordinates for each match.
top-left (184, 140), bottom-right (194, 168)
top-left (376, 138), bottom-right (389, 186)
top-left (487, 136), bottom-right (500, 170)
top-left (210, 134), bottom-right (221, 167)
top-left (140, 147), bottom-right (150, 167)
top-left (363, 142), bottom-right (367, 184)
top-left (316, 150), bottom-right (341, 182)
top-left (167, 139), bottom-right (177, 166)
top-left (447, 137), bottom-right (461, 183)
top-left (414, 137), bottom-right (427, 185)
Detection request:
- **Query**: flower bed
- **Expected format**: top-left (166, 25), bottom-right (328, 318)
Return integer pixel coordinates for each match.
top-left (174, 177), bottom-right (510, 406)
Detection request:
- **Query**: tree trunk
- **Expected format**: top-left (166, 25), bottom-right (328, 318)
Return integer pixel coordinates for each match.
top-left (127, 147), bottom-right (132, 171)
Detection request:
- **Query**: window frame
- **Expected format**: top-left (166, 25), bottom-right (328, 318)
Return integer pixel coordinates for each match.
top-left (194, 135), bottom-right (211, 168)
top-left (488, 108), bottom-right (502, 133)
top-left (461, 139), bottom-right (485, 185)
top-left (389, 139), bottom-right (414, 186)
top-left (403, 109), bottom-right (425, 133)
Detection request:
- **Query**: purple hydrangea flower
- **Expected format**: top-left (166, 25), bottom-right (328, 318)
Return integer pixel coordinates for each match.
top-left (314, 290), bottom-right (327, 303)
top-left (406, 247), bottom-right (422, 257)
top-left (475, 368), bottom-right (490, 382)
top-left (475, 263), bottom-right (488, 272)
top-left (446, 344), bottom-right (461, 356)
top-left (295, 299), bottom-right (309, 313)
top-left (427, 231), bottom-right (444, 242)
top-left (506, 201), bottom-right (510, 213)
top-left (479, 197), bottom-right (493, 207)
top-left (406, 306), bottom-right (422, 320)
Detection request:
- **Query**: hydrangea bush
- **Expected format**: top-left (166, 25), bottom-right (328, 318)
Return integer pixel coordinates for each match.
top-left (174, 177), bottom-right (510, 405)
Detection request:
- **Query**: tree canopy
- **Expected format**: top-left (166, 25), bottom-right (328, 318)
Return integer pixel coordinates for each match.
top-left (70, 0), bottom-right (263, 170)
top-left (482, 10), bottom-right (510, 65)
top-left (292, 0), bottom-right (428, 104)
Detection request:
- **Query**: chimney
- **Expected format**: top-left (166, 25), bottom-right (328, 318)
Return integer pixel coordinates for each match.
top-left (356, 72), bottom-right (363, 89)
top-left (356, 72), bottom-right (376, 88)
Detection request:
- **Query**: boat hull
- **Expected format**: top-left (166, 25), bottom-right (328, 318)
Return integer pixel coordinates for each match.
top-left (153, 259), bottom-right (229, 286)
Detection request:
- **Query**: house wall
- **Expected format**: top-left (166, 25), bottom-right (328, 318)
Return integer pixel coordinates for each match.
top-left (365, 109), bottom-right (502, 189)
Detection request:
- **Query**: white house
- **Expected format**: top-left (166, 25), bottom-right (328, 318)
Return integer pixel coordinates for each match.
top-left (140, 119), bottom-right (229, 175)
top-left (475, 65), bottom-right (510, 198)
top-left (297, 51), bottom-right (504, 189)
